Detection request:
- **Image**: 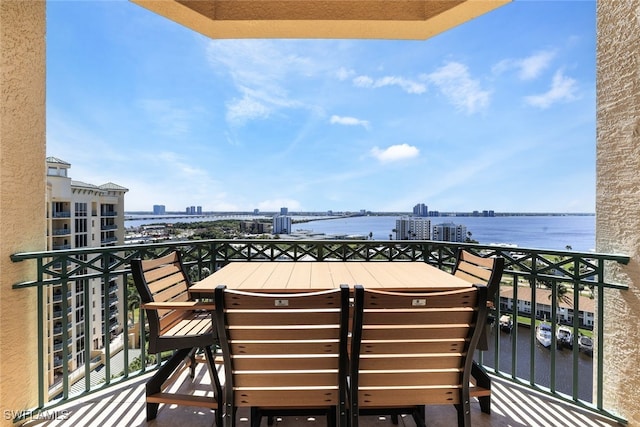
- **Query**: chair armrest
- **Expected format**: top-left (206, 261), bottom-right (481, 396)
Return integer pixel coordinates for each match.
top-left (141, 301), bottom-right (216, 311)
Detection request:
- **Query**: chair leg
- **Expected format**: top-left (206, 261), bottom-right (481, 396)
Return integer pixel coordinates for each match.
top-left (189, 348), bottom-right (197, 379)
top-left (251, 407), bottom-right (262, 427)
top-left (223, 406), bottom-right (237, 427)
top-left (454, 401), bottom-right (471, 427)
top-left (412, 406), bottom-right (426, 427)
top-left (327, 406), bottom-right (337, 427)
top-left (203, 345), bottom-right (224, 427)
top-left (471, 361), bottom-right (491, 414)
top-left (145, 348), bottom-right (191, 420)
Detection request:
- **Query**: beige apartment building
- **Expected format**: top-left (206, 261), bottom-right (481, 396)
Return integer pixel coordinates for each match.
top-left (45, 157), bottom-right (128, 399)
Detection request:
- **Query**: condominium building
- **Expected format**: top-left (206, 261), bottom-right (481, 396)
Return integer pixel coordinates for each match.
top-left (413, 203), bottom-right (428, 217)
top-left (152, 204), bottom-right (165, 215)
top-left (273, 215), bottom-right (292, 234)
top-left (395, 217), bottom-right (431, 240)
top-left (45, 157), bottom-right (128, 399)
top-left (432, 222), bottom-right (467, 243)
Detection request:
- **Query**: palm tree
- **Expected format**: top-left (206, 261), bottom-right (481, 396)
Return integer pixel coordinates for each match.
top-left (554, 283), bottom-right (573, 306)
top-left (127, 282), bottom-right (140, 326)
top-left (540, 279), bottom-right (573, 322)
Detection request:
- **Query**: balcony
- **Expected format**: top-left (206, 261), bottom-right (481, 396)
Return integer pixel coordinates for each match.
top-left (10, 239), bottom-right (629, 425)
top-left (51, 228), bottom-right (71, 236)
top-left (18, 361), bottom-right (622, 427)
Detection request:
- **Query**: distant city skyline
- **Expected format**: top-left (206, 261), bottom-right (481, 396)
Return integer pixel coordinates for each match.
top-left (47, 1), bottom-right (595, 213)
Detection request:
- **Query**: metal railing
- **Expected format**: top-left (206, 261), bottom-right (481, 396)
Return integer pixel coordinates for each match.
top-left (11, 239), bottom-right (629, 423)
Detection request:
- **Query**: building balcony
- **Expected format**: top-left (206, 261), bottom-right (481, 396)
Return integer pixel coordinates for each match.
top-left (10, 239), bottom-right (629, 425)
top-left (18, 361), bottom-right (622, 427)
top-left (51, 229), bottom-right (71, 236)
top-left (51, 212), bottom-right (71, 218)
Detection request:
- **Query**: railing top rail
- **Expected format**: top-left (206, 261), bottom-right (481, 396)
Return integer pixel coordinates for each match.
top-left (9, 239), bottom-right (631, 263)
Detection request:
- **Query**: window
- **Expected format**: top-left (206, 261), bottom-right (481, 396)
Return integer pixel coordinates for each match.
top-left (75, 202), bottom-right (87, 216)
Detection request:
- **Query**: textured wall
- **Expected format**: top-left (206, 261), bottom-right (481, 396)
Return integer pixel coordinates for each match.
top-left (0, 1), bottom-right (46, 423)
top-left (596, 1), bottom-right (640, 424)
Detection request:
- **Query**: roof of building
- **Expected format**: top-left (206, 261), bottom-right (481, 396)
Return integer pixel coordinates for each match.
top-left (46, 156), bottom-right (70, 166)
top-left (71, 180), bottom-right (100, 190)
top-left (100, 182), bottom-right (129, 191)
top-left (500, 286), bottom-right (595, 313)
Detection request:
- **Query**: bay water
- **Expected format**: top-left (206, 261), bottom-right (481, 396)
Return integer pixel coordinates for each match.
top-left (296, 215), bottom-right (595, 252)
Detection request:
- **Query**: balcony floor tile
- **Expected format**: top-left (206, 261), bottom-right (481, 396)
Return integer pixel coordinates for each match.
top-left (21, 363), bottom-right (621, 427)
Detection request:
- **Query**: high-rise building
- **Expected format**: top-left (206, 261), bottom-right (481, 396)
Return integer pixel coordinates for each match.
top-left (45, 157), bottom-right (128, 400)
top-left (432, 222), bottom-right (467, 242)
top-left (413, 203), bottom-right (428, 217)
top-left (395, 217), bottom-right (431, 240)
top-left (280, 207), bottom-right (289, 216)
top-left (152, 204), bottom-right (165, 215)
top-left (273, 215), bottom-right (292, 234)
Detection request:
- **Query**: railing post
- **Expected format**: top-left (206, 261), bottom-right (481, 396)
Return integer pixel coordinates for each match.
top-left (529, 252), bottom-right (538, 388)
top-left (37, 257), bottom-right (45, 408)
top-left (596, 258), bottom-right (605, 411)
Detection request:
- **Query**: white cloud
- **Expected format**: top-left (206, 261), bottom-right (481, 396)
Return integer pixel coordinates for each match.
top-left (330, 115), bottom-right (370, 129)
top-left (206, 40), bottom-right (317, 126)
top-left (226, 95), bottom-right (271, 126)
top-left (336, 67), bottom-right (355, 81)
top-left (519, 50), bottom-right (556, 80)
top-left (353, 75), bottom-right (374, 88)
top-left (524, 69), bottom-right (578, 108)
top-left (493, 50), bottom-right (556, 80)
top-left (370, 144), bottom-right (420, 163)
top-left (423, 62), bottom-right (490, 114)
top-left (353, 75), bottom-right (426, 94)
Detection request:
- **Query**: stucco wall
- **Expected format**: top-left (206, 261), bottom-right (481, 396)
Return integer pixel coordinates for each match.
top-left (596, 1), bottom-right (640, 424)
top-left (0, 2), bottom-right (46, 424)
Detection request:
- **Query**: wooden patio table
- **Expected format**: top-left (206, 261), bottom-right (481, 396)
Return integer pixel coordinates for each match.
top-left (189, 261), bottom-right (471, 296)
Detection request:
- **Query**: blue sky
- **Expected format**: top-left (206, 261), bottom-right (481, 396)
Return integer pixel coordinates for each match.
top-left (46, 0), bottom-right (596, 213)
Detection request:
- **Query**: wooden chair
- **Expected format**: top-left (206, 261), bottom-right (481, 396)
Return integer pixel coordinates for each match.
top-left (452, 249), bottom-right (504, 306)
top-left (452, 249), bottom-right (504, 414)
top-left (131, 251), bottom-right (223, 423)
top-left (214, 284), bottom-right (350, 427)
top-left (350, 284), bottom-right (488, 427)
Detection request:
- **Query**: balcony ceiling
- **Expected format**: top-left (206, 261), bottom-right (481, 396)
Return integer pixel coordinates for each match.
top-left (130, 0), bottom-right (511, 40)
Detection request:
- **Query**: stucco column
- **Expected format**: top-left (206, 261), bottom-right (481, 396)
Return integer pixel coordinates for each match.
top-left (0, 1), bottom-right (46, 424)
top-left (596, 1), bottom-right (640, 424)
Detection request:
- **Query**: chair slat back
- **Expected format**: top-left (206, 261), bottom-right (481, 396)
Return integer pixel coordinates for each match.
top-left (215, 285), bottom-right (350, 410)
top-left (453, 250), bottom-right (504, 301)
top-left (351, 285), bottom-right (487, 411)
top-left (131, 252), bottom-right (193, 347)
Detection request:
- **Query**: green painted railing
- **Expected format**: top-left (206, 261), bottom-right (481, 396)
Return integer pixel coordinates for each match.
top-left (11, 240), bottom-right (629, 423)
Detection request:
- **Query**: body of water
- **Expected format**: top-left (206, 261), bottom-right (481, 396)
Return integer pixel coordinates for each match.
top-left (125, 214), bottom-right (595, 252)
top-left (295, 215), bottom-right (595, 252)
